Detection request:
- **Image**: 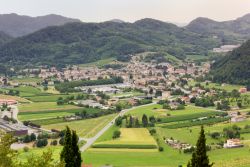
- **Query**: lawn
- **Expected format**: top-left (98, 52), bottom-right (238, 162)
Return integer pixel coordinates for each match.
top-left (43, 114), bottom-right (116, 138)
top-left (18, 102), bottom-right (80, 112)
top-left (93, 128), bottom-right (158, 149)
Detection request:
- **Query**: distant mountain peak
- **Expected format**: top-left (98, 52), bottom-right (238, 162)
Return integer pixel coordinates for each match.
top-left (109, 19), bottom-right (125, 23)
top-left (0, 13), bottom-right (81, 37)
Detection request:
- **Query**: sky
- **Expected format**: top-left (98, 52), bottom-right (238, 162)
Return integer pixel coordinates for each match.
top-left (1, 0), bottom-right (250, 24)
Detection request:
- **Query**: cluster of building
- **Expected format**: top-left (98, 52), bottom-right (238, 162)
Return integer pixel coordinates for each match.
top-left (165, 138), bottom-right (193, 150)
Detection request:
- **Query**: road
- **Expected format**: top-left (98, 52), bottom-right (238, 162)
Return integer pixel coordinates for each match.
top-left (80, 102), bottom-right (156, 152)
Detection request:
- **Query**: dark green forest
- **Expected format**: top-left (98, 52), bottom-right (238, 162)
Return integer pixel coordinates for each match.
top-left (0, 18), bottom-right (220, 67)
top-left (211, 40), bottom-right (250, 85)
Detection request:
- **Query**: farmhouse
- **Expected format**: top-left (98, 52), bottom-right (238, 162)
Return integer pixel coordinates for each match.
top-left (224, 139), bottom-right (243, 148)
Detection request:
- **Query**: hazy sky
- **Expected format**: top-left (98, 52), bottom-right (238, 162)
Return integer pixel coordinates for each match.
top-left (1, 0), bottom-right (250, 23)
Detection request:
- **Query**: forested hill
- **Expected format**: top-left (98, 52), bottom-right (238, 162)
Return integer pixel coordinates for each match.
top-left (0, 31), bottom-right (12, 46)
top-left (0, 13), bottom-right (80, 37)
top-left (0, 18), bottom-right (220, 67)
top-left (211, 40), bottom-right (250, 85)
top-left (186, 13), bottom-right (250, 44)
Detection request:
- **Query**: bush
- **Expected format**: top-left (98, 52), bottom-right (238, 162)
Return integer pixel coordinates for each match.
top-left (50, 140), bottom-right (58, 146)
top-left (36, 139), bottom-right (48, 148)
top-left (149, 129), bottom-right (156, 135)
top-left (158, 146), bottom-right (164, 152)
top-left (23, 146), bottom-right (29, 152)
top-left (30, 133), bottom-right (36, 141)
top-left (113, 130), bottom-right (121, 139)
top-left (23, 135), bottom-right (31, 143)
top-left (59, 137), bottom-right (64, 145)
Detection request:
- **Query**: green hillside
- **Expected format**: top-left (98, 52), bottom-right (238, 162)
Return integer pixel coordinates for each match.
top-left (0, 18), bottom-right (220, 67)
top-left (211, 40), bottom-right (250, 85)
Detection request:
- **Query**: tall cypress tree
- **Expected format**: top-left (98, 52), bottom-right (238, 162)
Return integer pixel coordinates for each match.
top-left (142, 114), bottom-right (148, 127)
top-left (72, 130), bottom-right (82, 167)
top-left (60, 126), bottom-right (74, 167)
top-left (187, 126), bottom-right (213, 167)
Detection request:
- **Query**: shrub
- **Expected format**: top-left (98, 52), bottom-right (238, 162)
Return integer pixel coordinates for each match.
top-left (112, 130), bottom-right (121, 139)
top-left (59, 137), bottom-right (64, 145)
top-left (50, 140), bottom-right (58, 146)
top-left (23, 146), bottom-right (29, 152)
top-left (158, 146), bottom-right (164, 152)
top-left (149, 129), bottom-right (156, 135)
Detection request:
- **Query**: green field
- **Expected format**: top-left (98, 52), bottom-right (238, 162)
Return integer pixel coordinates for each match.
top-left (93, 128), bottom-right (157, 149)
top-left (11, 77), bottom-right (42, 84)
top-left (18, 102), bottom-right (80, 112)
top-left (24, 94), bottom-right (76, 102)
top-left (189, 81), bottom-right (243, 92)
top-left (128, 104), bottom-right (216, 119)
top-left (43, 114), bottom-right (116, 138)
top-left (79, 57), bottom-right (116, 67)
top-left (18, 108), bottom-right (86, 121)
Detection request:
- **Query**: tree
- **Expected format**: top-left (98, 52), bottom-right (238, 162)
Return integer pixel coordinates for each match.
top-left (18, 149), bottom-right (64, 167)
top-left (71, 131), bottom-right (82, 167)
top-left (142, 114), bottom-right (148, 127)
top-left (30, 133), bottom-right (36, 141)
top-left (60, 126), bottom-right (74, 167)
top-left (60, 126), bottom-right (82, 167)
top-left (187, 126), bottom-right (213, 167)
top-left (0, 132), bottom-right (16, 167)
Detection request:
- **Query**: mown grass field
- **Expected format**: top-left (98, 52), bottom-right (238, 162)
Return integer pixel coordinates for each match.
top-left (93, 128), bottom-right (157, 149)
top-left (43, 114), bottom-right (116, 138)
top-left (18, 102), bottom-right (80, 112)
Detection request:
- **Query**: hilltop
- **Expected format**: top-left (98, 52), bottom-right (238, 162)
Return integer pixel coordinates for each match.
top-left (0, 18), bottom-right (219, 67)
top-left (186, 13), bottom-right (250, 44)
top-left (0, 13), bottom-right (80, 37)
top-left (211, 40), bottom-right (250, 85)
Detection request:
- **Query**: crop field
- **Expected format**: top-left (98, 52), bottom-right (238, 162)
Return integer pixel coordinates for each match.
top-left (188, 81), bottom-right (243, 92)
top-left (128, 104), bottom-right (217, 119)
top-left (10, 77), bottom-right (42, 84)
top-left (24, 94), bottom-right (76, 102)
top-left (93, 128), bottom-right (157, 149)
top-left (43, 114), bottom-right (116, 138)
top-left (0, 94), bottom-right (31, 103)
top-left (18, 102), bottom-right (80, 112)
top-left (18, 108), bottom-right (86, 121)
